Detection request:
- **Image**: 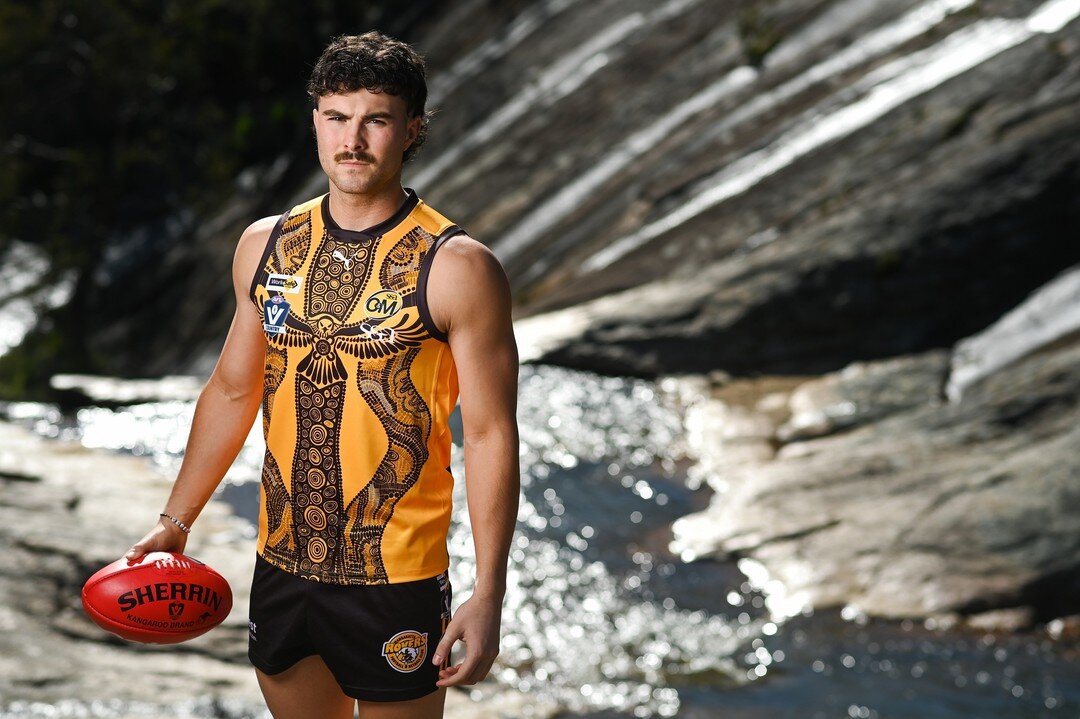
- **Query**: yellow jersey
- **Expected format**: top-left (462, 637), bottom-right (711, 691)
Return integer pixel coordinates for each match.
top-left (248, 187), bottom-right (463, 584)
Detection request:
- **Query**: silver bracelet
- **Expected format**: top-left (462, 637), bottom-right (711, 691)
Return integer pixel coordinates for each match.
top-left (159, 512), bottom-right (191, 534)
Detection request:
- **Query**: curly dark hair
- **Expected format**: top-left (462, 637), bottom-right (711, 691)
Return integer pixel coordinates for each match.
top-left (307, 31), bottom-right (431, 163)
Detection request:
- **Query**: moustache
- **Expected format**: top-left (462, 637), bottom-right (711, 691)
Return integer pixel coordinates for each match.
top-left (335, 152), bottom-right (375, 163)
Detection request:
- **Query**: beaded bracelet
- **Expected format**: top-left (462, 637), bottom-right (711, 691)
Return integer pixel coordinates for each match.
top-left (159, 512), bottom-right (191, 534)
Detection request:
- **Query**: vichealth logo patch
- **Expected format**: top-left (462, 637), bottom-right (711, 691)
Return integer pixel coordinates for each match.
top-left (263, 295), bottom-right (290, 335)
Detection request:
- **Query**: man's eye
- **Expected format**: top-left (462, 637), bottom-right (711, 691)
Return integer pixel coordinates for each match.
top-left (329, 116), bottom-right (346, 121)
top-left (367, 119), bottom-right (384, 125)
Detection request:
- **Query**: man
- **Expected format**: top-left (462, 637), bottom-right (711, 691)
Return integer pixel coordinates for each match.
top-left (124, 31), bottom-right (521, 719)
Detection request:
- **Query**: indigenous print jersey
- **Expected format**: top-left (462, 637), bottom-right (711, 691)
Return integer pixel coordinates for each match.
top-left (248, 187), bottom-right (463, 585)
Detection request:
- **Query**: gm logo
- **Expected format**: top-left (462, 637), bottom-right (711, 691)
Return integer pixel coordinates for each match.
top-left (365, 289), bottom-right (402, 319)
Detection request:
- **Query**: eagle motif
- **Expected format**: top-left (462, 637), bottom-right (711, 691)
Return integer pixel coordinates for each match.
top-left (267, 311), bottom-right (428, 387)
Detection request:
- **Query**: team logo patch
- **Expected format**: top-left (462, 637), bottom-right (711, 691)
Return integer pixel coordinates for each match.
top-left (263, 295), bottom-right (290, 335)
top-left (364, 289), bottom-right (402, 319)
top-left (381, 629), bottom-right (428, 673)
top-left (266, 273), bottom-right (304, 294)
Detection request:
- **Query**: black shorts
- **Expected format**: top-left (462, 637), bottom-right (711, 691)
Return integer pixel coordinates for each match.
top-left (247, 553), bottom-right (453, 702)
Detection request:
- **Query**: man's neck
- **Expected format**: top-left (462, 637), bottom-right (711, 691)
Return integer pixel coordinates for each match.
top-left (326, 183), bottom-right (408, 232)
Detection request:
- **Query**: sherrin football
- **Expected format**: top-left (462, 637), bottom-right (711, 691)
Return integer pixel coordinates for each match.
top-left (81, 551), bottom-right (233, 644)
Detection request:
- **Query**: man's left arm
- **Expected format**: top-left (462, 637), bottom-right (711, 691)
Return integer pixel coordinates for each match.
top-left (429, 235), bottom-right (521, 687)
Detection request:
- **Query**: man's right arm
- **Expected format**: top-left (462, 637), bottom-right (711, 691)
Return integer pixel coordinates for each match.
top-left (124, 215), bottom-right (278, 561)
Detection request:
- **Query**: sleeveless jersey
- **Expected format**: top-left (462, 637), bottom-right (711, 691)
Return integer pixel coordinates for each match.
top-left (248, 187), bottom-right (464, 585)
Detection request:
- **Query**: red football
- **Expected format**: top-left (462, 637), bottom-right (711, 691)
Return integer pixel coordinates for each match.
top-left (81, 551), bottom-right (233, 644)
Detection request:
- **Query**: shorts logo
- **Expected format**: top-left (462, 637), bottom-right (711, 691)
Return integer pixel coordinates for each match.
top-left (364, 289), bottom-right (402, 319)
top-left (266, 273), bottom-right (304, 294)
top-left (381, 629), bottom-right (428, 673)
top-left (263, 295), bottom-right (290, 335)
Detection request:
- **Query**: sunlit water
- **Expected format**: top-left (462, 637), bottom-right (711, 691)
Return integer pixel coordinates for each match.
top-left (4, 364), bottom-right (1079, 718)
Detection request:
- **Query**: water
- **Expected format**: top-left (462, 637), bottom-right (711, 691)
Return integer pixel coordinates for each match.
top-left (4, 364), bottom-right (1079, 717)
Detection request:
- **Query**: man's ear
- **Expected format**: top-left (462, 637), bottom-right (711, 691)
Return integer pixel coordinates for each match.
top-left (404, 115), bottom-right (422, 148)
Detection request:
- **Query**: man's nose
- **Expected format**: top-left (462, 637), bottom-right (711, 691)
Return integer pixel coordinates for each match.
top-left (343, 121), bottom-right (368, 150)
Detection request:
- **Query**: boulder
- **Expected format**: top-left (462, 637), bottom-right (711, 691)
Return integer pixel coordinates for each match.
top-left (668, 326), bottom-right (1080, 622)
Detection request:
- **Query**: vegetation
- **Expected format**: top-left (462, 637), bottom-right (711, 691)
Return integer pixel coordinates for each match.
top-left (0, 1), bottom-right (387, 399)
top-left (736, 5), bottom-right (782, 68)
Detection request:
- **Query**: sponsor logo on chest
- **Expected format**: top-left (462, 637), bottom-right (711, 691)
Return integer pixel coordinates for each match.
top-left (266, 273), bottom-right (304, 294)
top-left (365, 289), bottom-right (402, 319)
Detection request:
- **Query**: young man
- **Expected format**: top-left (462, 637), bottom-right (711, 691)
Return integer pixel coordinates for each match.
top-left (124, 32), bottom-right (521, 719)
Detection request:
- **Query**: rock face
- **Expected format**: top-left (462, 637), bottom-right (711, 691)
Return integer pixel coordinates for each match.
top-left (419, 0), bottom-right (1080, 379)
top-left (81, 1), bottom-right (1080, 380)
top-left (946, 264), bottom-right (1080, 403)
top-left (0, 420), bottom-right (263, 714)
top-left (668, 321), bottom-right (1080, 624)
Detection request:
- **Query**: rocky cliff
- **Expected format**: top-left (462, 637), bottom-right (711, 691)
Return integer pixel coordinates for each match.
top-left (76, 1), bottom-right (1080, 383)
top-left (415, 0), bottom-right (1080, 624)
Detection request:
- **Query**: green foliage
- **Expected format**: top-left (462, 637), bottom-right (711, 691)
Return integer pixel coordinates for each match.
top-left (0, 309), bottom-right (75, 401)
top-left (737, 6), bottom-right (782, 68)
top-left (3, 0), bottom-right (384, 233)
top-left (0, 0), bottom-right (386, 398)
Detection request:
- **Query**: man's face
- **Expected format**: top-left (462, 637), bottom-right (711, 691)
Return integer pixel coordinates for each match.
top-left (312, 88), bottom-right (421, 195)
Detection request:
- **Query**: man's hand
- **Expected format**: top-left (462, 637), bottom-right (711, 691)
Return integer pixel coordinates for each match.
top-left (432, 592), bottom-right (503, 687)
top-left (124, 516), bottom-right (189, 563)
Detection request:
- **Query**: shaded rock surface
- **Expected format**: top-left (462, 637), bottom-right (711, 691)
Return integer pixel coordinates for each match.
top-left (946, 263), bottom-right (1080, 403)
top-left (432, 0), bottom-right (1080, 379)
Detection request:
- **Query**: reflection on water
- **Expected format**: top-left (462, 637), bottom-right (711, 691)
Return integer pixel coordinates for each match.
top-left (455, 366), bottom-right (763, 716)
top-left (4, 364), bottom-right (1079, 717)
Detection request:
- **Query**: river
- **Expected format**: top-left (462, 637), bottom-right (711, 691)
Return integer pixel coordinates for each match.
top-left (7, 364), bottom-right (1078, 718)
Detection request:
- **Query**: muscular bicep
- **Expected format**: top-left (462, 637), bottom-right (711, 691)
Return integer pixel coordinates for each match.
top-left (207, 217), bottom-right (277, 400)
top-left (434, 237), bottom-right (519, 442)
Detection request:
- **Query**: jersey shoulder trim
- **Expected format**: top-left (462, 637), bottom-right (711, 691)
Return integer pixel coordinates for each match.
top-left (247, 195), bottom-right (325, 306)
top-left (413, 198), bottom-right (460, 238)
top-left (247, 211), bottom-right (289, 306)
top-left (417, 224), bottom-right (468, 343)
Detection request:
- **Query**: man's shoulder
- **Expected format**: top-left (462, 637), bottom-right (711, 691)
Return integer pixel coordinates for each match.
top-left (232, 215), bottom-right (281, 293)
top-left (411, 193), bottom-right (460, 239)
top-left (427, 230), bottom-right (512, 341)
top-left (242, 194), bottom-right (323, 248)
top-left (237, 215), bottom-right (280, 254)
top-left (436, 233), bottom-right (504, 278)
top-left (429, 232), bottom-right (510, 317)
